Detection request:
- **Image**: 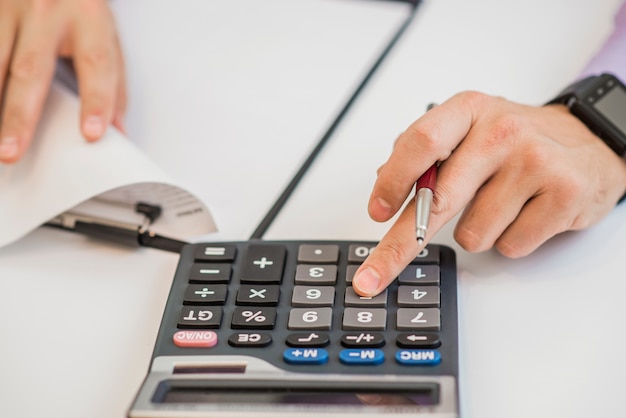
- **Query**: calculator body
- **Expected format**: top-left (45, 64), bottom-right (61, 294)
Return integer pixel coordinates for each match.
top-left (128, 240), bottom-right (459, 417)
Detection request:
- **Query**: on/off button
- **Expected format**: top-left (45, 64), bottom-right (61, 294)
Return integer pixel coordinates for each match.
top-left (173, 330), bottom-right (218, 348)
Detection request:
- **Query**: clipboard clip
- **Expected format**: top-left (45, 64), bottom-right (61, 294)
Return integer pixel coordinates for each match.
top-left (45, 202), bottom-right (188, 253)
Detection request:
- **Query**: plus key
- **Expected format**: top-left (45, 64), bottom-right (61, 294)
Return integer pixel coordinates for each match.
top-left (240, 244), bottom-right (286, 284)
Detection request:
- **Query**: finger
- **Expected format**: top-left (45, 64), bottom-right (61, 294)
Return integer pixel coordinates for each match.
top-left (71, 3), bottom-right (119, 142)
top-left (0, 10), bottom-right (59, 163)
top-left (0, 4), bottom-right (17, 98)
top-left (352, 146), bottom-right (502, 297)
top-left (352, 155), bottom-right (500, 297)
top-left (368, 93), bottom-right (484, 222)
top-left (353, 199), bottom-right (423, 297)
top-left (453, 166), bottom-right (534, 253)
top-left (494, 192), bottom-right (576, 258)
top-left (355, 95), bottom-right (518, 296)
top-left (0, 11), bottom-right (17, 161)
top-left (111, 34), bottom-right (127, 134)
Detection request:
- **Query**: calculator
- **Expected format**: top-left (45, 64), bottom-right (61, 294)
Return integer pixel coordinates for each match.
top-left (128, 240), bottom-right (459, 417)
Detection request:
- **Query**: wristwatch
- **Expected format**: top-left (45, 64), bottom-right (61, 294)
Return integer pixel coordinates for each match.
top-left (548, 73), bottom-right (626, 158)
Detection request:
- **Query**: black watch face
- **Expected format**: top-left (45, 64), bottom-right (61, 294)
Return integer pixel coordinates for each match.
top-left (592, 81), bottom-right (626, 133)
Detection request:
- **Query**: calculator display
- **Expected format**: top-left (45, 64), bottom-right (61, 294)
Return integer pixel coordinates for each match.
top-left (159, 388), bottom-right (438, 406)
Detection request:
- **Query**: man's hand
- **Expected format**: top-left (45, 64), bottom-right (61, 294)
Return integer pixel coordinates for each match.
top-left (352, 91), bottom-right (626, 296)
top-left (0, 0), bottom-right (126, 163)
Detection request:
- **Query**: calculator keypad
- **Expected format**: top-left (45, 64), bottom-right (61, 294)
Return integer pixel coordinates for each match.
top-left (155, 241), bottom-right (457, 376)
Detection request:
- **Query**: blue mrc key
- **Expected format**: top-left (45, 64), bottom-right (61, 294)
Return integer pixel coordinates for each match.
top-left (395, 349), bottom-right (441, 366)
top-left (283, 348), bottom-right (329, 365)
top-left (339, 349), bottom-right (385, 365)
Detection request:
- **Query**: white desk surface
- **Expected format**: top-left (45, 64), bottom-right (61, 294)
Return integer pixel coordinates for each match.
top-left (1, 1), bottom-right (625, 417)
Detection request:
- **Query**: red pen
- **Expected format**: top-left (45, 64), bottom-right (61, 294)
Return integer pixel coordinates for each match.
top-left (415, 164), bottom-right (437, 243)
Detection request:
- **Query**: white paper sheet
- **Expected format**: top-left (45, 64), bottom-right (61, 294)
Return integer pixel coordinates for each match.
top-left (0, 82), bottom-right (216, 248)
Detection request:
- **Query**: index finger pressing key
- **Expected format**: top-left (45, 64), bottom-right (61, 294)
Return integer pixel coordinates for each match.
top-left (353, 200), bottom-right (426, 297)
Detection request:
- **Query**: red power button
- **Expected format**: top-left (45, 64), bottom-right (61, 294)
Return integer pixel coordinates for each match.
top-left (173, 330), bottom-right (218, 348)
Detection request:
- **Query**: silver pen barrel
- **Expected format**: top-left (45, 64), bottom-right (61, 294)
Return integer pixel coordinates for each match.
top-left (415, 187), bottom-right (433, 243)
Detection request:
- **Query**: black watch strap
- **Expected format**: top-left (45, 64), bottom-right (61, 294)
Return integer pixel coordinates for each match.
top-left (547, 74), bottom-right (605, 106)
top-left (548, 73), bottom-right (626, 158)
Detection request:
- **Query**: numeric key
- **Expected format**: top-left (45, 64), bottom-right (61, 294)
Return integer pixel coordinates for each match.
top-left (288, 308), bottom-right (333, 330)
top-left (342, 308), bottom-right (387, 330)
top-left (291, 286), bottom-right (335, 307)
top-left (295, 265), bottom-right (337, 285)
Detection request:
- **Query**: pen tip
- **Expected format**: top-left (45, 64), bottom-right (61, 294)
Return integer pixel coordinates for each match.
top-left (416, 237), bottom-right (424, 244)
